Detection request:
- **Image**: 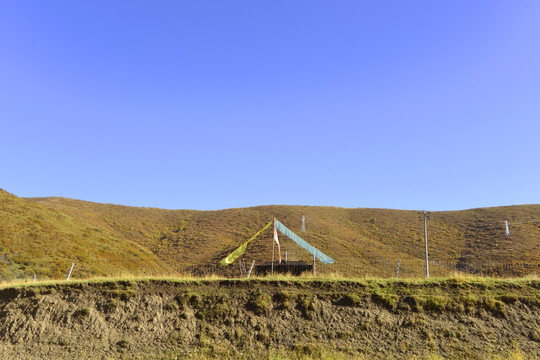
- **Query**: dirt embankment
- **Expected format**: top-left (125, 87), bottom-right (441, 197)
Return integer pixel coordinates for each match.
top-left (0, 279), bottom-right (539, 359)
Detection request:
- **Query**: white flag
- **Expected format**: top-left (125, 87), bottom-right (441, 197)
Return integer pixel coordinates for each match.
top-left (274, 219), bottom-right (282, 263)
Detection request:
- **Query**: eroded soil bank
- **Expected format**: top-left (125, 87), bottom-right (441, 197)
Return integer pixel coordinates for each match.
top-left (0, 278), bottom-right (539, 359)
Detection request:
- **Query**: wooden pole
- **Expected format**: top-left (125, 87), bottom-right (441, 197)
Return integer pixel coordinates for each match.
top-left (238, 261), bottom-right (244, 277)
top-left (271, 238), bottom-right (275, 276)
top-left (271, 218), bottom-right (275, 276)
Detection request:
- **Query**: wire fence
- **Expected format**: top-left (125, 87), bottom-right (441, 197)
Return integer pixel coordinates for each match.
top-left (205, 258), bottom-right (540, 279)
top-left (332, 258), bottom-right (540, 278)
top-left (1, 258), bottom-right (538, 284)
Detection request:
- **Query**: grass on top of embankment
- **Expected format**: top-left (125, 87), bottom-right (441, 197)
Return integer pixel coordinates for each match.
top-left (1, 272), bottom-right (538, 291)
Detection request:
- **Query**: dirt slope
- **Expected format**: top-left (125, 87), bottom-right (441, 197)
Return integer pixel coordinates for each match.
top-left (0, 278), bottom-right (538, 359)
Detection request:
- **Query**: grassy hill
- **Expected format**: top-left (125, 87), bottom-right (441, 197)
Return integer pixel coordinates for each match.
top-left (0, 189), bottom-right (171, 279)
top-left (1, 188), bottom-right (539, 279)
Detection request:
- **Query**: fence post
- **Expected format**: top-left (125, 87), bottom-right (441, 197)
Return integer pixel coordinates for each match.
top-left (66, 263), bottom-right (74, 281)
top-left (313, 253), bottom-right (316, 277)
top-left (247, 260), bottom-right (255, 278)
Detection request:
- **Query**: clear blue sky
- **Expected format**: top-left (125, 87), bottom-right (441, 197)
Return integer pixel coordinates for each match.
top-left (1, 1), bottom-right (539, 211)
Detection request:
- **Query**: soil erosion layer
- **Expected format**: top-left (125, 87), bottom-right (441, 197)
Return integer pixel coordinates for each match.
top-left (0, 278), bottom-right (539, 359)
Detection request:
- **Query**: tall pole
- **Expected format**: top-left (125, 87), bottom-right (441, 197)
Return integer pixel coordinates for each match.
top-left (271, 218), bottom-right (275, 275)
top-left (271, 239), bottom-right (275, 276)
top-left (424, 210), bottom-right (429, 278)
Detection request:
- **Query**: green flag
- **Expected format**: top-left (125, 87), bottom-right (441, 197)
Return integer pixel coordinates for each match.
top-left (220, 220), bottom-right (273, 266)
top-left (274, 219), bottom-right (335, 264)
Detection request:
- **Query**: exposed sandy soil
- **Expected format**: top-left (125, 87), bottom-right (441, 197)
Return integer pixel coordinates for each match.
top-left (0, 279), bottom-right (538, 359)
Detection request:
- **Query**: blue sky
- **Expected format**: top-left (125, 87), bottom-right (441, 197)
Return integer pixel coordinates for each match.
top-left (1, 1), bottom-right (539, 211)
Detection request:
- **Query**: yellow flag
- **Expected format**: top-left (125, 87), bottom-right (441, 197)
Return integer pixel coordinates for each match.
top-left (220, 220), bottom-right (272, 266)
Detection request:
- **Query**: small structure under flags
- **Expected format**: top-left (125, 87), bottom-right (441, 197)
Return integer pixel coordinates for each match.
top-left (220, 218), bottom-right (334, 276)
top-left (254, 260), bottom-right (312, 276)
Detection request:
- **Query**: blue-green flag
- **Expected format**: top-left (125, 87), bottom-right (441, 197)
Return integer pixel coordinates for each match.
top-left (275, 219), bottom-right (335, 264)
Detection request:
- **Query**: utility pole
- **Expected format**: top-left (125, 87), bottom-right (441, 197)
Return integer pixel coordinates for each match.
top-left (423, 210), bottom-right (429, 278)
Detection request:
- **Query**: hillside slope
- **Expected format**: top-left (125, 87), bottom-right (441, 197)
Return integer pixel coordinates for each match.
top-left (1, 188), bottom-right (540, 279)
top-left (0, 190), bottom-right (171, 279)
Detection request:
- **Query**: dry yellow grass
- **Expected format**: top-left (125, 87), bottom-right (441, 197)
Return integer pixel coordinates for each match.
top-left (1, 188), bottom-right (539, 279)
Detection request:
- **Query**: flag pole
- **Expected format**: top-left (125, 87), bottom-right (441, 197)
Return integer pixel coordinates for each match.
top-left (271, 218), bottom-right (275, 275)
